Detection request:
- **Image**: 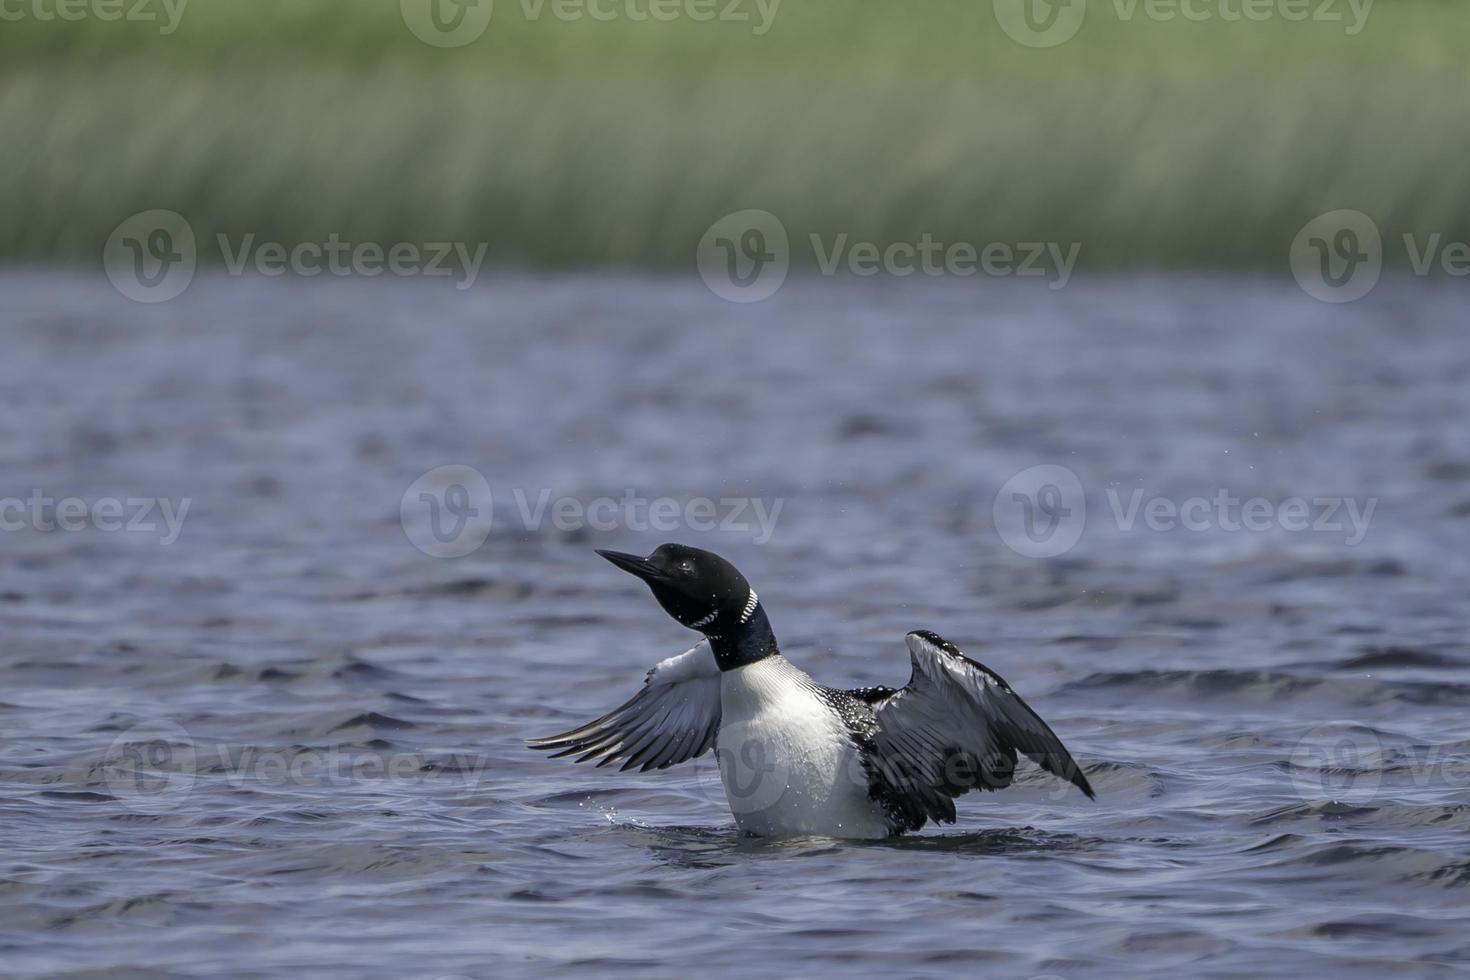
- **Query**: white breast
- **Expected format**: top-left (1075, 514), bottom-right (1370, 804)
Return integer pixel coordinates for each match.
top-left (716, 657), bottom-right (890, 839)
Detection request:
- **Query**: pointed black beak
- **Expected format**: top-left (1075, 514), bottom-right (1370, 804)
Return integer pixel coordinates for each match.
top-left (595, 549), bottom-right (666, 583)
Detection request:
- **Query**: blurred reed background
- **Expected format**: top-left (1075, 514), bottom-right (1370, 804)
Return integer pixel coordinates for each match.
top-left (1, 0), bottom-right (1467, 269)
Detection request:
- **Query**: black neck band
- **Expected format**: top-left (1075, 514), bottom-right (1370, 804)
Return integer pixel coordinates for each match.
top-left (707, 605), bottom-right (777, 671)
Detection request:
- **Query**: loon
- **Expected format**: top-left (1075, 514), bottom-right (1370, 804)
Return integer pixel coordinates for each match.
top-left (528, 544), bottom-right (1094, 838)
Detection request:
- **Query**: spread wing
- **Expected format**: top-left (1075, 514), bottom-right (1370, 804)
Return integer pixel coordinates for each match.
top-left (868, 631), bottom-right (1094, 829)
top-left (526, 641), bottom-right (722, 772)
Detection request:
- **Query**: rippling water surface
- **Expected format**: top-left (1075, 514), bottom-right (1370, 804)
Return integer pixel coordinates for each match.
top-left (3, 271), bottom-right (1469, 978)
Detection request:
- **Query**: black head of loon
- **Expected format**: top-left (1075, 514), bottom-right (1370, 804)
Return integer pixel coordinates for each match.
top-left (596, 544), bottom-right (773, 670)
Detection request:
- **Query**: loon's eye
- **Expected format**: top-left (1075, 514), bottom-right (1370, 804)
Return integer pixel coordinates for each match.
top-left (679, 560), bottom-right (694, 572)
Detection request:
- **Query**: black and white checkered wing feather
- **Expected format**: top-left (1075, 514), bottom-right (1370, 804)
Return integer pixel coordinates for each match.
top-left (867, 631), bottom-right (1094, 828)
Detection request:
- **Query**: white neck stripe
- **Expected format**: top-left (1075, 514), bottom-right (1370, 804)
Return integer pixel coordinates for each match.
top-left (739, 589), bottom-right (759, 624)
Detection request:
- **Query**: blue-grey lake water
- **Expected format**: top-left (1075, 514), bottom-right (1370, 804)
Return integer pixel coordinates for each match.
top-left (2, 270), bottom-right (1469, 978)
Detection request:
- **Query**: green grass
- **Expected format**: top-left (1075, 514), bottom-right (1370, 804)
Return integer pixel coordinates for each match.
top-left (3, 0), bottom-right (1468, 269)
